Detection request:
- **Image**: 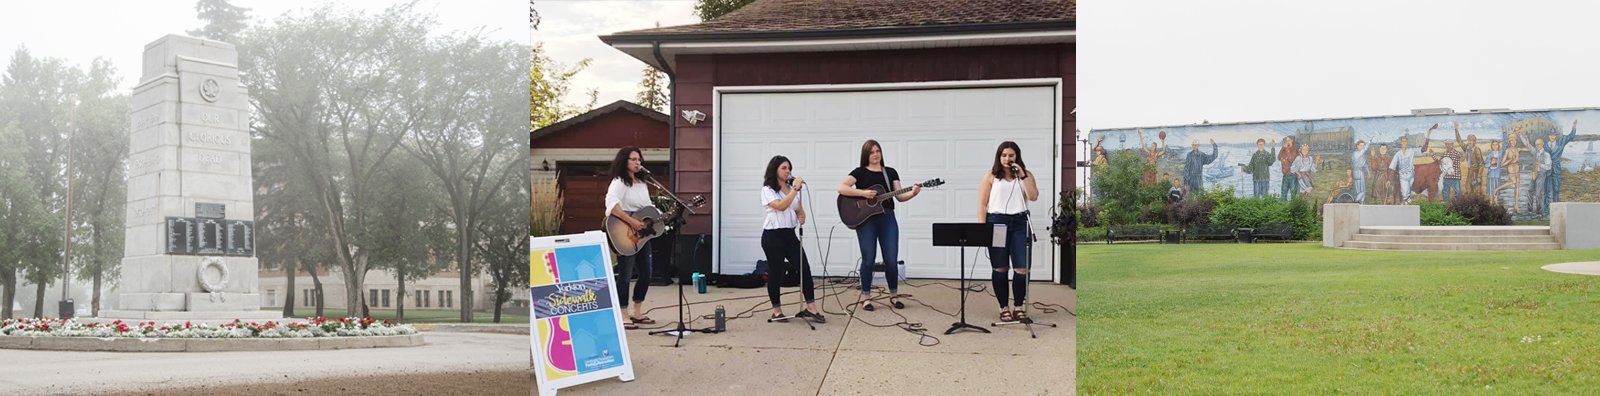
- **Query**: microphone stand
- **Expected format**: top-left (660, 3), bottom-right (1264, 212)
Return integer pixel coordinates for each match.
top-left (640, 172), bottom-right (718, 347)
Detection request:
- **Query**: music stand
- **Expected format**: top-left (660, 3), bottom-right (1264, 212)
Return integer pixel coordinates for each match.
top-left (932, 223), bottom-right (996, 335)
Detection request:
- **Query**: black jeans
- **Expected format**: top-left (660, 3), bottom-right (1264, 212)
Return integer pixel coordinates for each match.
top-left (761, 228), bottom-right (815, 308)
top-left (615, 239), bottom-right (652, 308)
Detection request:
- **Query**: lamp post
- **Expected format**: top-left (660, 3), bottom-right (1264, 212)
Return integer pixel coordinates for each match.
top-left (59, 97), bottom-right (79, 319)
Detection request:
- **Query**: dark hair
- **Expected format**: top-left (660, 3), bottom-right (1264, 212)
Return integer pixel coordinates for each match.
top-left (607, 146), bottom-right (643, 186)
top-left (859, 140), bottom-right (883, 167)
top-left (989, 141), bottom-right (1026, 179)
top-left (762, 155), bottom-right (790, 192)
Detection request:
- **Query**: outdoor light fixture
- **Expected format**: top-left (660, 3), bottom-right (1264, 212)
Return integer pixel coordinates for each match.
top-left (681, 109), bottom-right (706, 125)
top-left (542, 159), bottom-right (551, 171)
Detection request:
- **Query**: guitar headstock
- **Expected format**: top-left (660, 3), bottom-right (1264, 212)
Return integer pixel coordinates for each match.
top-left (920, 178), bottom-right (946, 188)
top-left (687, 195), bottom-right (707, 207)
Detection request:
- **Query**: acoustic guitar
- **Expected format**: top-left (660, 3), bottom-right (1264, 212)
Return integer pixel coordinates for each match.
top-left (604, 195), bottom-right (705, 256)
top-left (836, 178), bottom-right (945, 229)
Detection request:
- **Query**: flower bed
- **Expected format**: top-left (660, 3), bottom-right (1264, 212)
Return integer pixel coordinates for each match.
top-left (1, 317), bottom-right (418, 339)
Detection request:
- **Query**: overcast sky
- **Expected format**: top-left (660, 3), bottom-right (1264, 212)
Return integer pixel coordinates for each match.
top-left (533, 0), bottom-right (699, 108)
top-left (1, 0), bottom-right (526, 91)
top-left (1077, 0), bottom-right (1600, 133)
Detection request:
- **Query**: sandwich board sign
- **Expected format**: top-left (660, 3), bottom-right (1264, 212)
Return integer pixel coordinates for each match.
top-left (530, 231), bottom-right (635, 395)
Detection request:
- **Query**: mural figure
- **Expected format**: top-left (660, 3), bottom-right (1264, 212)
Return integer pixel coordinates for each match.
top-left (1328, 169), bottom-right (1355, 204)
top-left (1371, 143), bottom-right (1396, 204)
top-left (1351, 139), bottom-right (1371, 202)
top-left (1277, 136), bottom-right (1298, 199)
top-left (1391, 125), bottom-right (1434, 203)
top-left (1183, 138), bottom-right (1218, 195)
top-left (1485, 139), bottom-right (1504, 203)
top-left (1523, 134), bottom-right (1550, 215)
top-left (1245, 138), bottom-right (1276, 198)
top-left (1292, 144), bottom-right (1318, 201)
top-left (1497, 128), bottom-right (1530, 213)
top-left (1138, 130), bottom-right (1166, 186)
top-left (1546, 120), bottom-right (1580, 205)
top-left (1454, 123), bottom-right (1487, 197)
top-left (1435, 137), bottom-right (1464, 202)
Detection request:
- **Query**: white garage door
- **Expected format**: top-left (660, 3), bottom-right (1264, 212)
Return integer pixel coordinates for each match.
top-left (713, 81), bottom-right (1061, 281)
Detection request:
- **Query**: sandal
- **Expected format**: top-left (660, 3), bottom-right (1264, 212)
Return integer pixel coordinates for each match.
top-left (890, 296), bottom-right (906, 310)
top-left (861, 300), bottom-right (875, 312)
top-left (1000, 310), bottom-right (1015, 322)
top-left (768, 312), bottom-right (789, 322)
top-left (799, 309), bottom-right (827, 324)
top-left (631, 315), bottom-right (656, 325)
top-left (623, 321), bottom-right (639, 330)
top-left (1014, 310), bottom-right (1030, 323)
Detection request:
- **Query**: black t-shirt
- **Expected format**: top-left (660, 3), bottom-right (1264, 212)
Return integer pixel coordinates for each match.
top-left (849, 166), bottom-right (901, 211)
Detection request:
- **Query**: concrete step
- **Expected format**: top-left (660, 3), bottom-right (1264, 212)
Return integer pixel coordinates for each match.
top-left (1348, 234), bottom-right (1558, 244)
top-left (1357, 226), bottom-right (1551, 236)
top-left (1343, 240), bottom-right (1561, 251)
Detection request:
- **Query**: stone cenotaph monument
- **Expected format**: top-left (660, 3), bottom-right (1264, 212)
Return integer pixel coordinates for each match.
top-left (101, 35), bottom-right (280, 321)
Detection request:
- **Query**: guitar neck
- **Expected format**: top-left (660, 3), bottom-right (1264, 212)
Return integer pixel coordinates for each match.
top-left (874, 185), bottom-right (918, 203)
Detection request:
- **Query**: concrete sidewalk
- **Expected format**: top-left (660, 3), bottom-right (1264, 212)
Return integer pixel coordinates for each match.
top-left (0, 279), bottom-right (1073, 395)
top-left (560, 279), bottom-right (1076, 395)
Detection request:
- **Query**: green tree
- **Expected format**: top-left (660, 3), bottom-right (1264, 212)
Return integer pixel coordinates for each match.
top-left (65, 59), bottom-right (128, 317)
top-left (239, 4), bottom-right (435, 317)
top-left (1090, 150), bottom-right (1169, 225)
top-left (530, 44), bottom-right (591, 130)
top-left (188, 0), bottom-right (251, 43)
top-left (0, 47), bottom-right (76, 318)
top-left (695, 0), bottom-right (757, 21)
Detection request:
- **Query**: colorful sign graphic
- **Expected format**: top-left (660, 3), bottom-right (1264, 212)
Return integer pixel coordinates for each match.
top-left (530, 232), bottom-right (634, 395)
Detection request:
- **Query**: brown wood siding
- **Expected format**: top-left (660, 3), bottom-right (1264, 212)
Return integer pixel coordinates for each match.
top-left (558, 162), bottom-right (670, 235)
top-left (670, 43), bottom-right (1074, 235)
top-left (533, 111), bottom-right (670, 149)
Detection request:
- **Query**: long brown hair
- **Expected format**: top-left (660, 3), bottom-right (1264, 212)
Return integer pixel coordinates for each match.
top-left (607, 146), bottom-right (642, 186)
top-left (859, 140), bottom-right (883, 167)
top-left (989, 141), bottom-right (1026, 179)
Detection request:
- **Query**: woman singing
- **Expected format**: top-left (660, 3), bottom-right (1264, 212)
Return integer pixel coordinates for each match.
top-left (837, 140), bottom-right (921, 311)
top-left (978, 142), bottom-right (1040, 322)
top-left (759, 156), bottom-right (823, 323)
top-left (604, 147), bottom-right (655, 329)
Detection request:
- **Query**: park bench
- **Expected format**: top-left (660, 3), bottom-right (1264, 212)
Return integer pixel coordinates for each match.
top-left (1107, 224), bottom-right (1161, 244)
top-left (1254, 224), bottom-right (1294, 241)
top-left (1184, 224), bottom-right (1237, 242)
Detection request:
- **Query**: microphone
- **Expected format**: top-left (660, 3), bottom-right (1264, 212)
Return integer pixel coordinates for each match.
top-left (1011, 163), bottom-right (1026, 179)
top-left (637, 167), bottom-right (652, 176)
top-left (787, 177), bottom-right (804, 189)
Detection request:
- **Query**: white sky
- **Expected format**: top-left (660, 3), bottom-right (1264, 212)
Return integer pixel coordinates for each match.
top-left (1077, 0), bottom-right (1600, 132)
top-left (0, 0), bottom-right (528, 91)
top-left (533, 0), bottom-right (699, 108)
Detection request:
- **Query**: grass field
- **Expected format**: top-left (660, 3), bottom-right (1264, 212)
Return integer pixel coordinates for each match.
top-left (1077, 242), bottom-right (1600, 394)
top-left (270, 308), bottom-right (529, 324)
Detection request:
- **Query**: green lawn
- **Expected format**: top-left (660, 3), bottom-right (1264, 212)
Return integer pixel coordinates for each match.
top-left (1078, 243), bottom-right (1600, 394)
top-left (271, 308), bottom-right (529, 324)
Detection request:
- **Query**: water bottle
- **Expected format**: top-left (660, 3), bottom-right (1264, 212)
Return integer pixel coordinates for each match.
top-left (714, 305), bottom-right (726, 332)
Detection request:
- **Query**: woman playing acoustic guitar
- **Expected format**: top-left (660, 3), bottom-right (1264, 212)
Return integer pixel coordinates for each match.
top-left (836, 140), bottom-right (921, 312)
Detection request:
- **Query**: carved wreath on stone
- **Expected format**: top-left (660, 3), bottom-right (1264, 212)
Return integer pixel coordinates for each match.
top-left (200, 79), bottom-right (220, 102)
top-left (198, 257), bottom-right (229, 292)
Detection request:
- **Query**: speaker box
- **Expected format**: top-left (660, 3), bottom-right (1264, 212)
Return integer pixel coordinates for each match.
top-left (672, 234), bottom-right (712, 284)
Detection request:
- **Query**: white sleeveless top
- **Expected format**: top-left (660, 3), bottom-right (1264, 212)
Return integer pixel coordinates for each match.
top-left (987, 177), bottom-right (1029, 215)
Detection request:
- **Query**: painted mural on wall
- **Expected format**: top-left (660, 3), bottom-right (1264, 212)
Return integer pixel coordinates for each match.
top-left (1089, 109), bottom-right (1600, 219)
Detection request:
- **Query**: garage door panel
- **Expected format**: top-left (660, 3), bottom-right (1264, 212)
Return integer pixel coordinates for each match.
top-left (718, 85), bottom-right (1057, 280)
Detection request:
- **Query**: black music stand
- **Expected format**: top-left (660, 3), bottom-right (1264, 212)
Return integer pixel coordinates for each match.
top-left (932, 223), bottom-right (996, 335)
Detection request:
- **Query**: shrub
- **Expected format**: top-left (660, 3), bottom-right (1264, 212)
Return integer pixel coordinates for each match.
top-left (1163, 198), bottom-right (1215, 226)
top-left (1415, 200), bottom-right (1469, 226)
top-left (1078, 204), bottom-right (1100, 228)
top-left (1207, 196), bottom-right (1321, 240)
top-left (1077, 226), bottom-right (1106, 242)
top-left (1448, 193), bottom-right (1511, 225)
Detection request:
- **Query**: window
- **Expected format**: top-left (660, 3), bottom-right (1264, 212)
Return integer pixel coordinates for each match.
top-left (438, 290), bottom-right (446, 308)
top-left (415, 291), bottom-right (423, 308)
top-left (370, 289), bottom-right (379, 307)
top-left (303, 289), bottom-right (312, 307)
top-left (382, 289), bottom-right (391, 308)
